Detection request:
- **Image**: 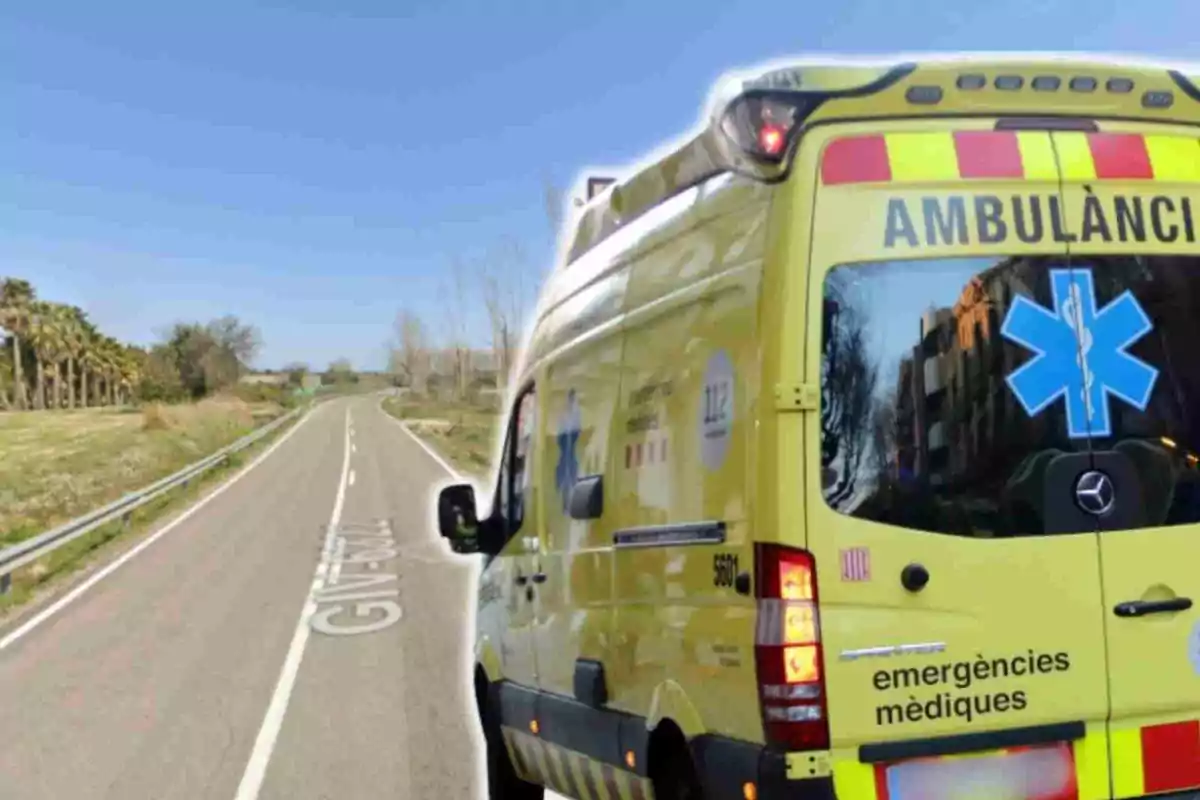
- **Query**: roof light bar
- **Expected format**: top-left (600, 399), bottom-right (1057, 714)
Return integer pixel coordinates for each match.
top-left (905, 85), bottom-right (943, 104)
top-left (1143, 90), bottom-right (1174, 108)
top-left (957, 71), bottom-right (1146, 97)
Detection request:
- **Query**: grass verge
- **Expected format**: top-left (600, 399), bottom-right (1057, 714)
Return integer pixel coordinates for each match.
top-left (0, 406), bottom-right (307, 616)
top-left (381, 394), bottom-right (499, 479)
top-left (0, 396), bottom-right (285, 547)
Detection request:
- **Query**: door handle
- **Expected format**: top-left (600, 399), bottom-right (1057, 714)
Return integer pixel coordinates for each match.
top-left (1114, 597), bottom-right (1193, 618)
top-left (515, 574), bottom-right (529, 586)
top-left (531, 572), bottom-right (547, 584)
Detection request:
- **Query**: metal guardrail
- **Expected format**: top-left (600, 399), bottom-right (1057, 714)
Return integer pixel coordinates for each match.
top-left (0, 403), bottom-right (310, 595)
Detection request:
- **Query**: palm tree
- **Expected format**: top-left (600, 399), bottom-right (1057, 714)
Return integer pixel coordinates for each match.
top-left (79, 330), bottom-right (100, 409)
top-left (118, 345), bottom-right (143, 405)
top-left (90, 336), bottom-right (109, 407)
top-left (0, 345), bottom-right (12, 409)
top-left (25, 301), bottom-right (60, 410)
top-left (97, 335), bottom-right (121, 406)
top-left (61, 306), bottom-right (88, 409)
top-left (0, 278), bottom-right (35, 410)
top-left (44, 304), bottom-right (71, 410)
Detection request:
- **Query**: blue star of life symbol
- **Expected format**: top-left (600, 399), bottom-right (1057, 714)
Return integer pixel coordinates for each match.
top-left (555, 389), bottom-right (581, 512)
top-left (1000, 268), bottom-right (1158, 440)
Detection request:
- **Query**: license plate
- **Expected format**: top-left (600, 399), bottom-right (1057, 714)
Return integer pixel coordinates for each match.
top-left (882, 743), bottom-right (1077, 800)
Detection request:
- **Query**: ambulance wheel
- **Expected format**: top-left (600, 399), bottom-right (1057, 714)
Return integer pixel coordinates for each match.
top-left (476, 672), bottom-right (543, 800)
top-left (649, 724), bottom-right (704, 800)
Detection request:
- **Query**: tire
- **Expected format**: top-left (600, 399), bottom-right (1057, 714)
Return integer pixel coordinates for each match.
top-left (478, 678), bottom-right (543, 800)
top-left (651, 738), bottom-right (704, 800)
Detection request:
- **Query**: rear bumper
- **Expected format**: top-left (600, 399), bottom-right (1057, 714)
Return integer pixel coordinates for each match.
top-left (690, 736), bottom-right (836, 799)
top-left (689, 738), bottom-right (1200, 800)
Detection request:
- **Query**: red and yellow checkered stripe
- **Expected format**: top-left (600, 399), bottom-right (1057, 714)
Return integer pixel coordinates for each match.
top-left (502, 726), bottom-right (653, 800)
top-left (820, 130), bottom-right (1200, 186)
top-left (1111, 719), bottom-right (1200, 797)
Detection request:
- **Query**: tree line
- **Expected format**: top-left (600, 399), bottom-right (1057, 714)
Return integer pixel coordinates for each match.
top-left (387, 178), bottom-right (565, 401)
top-left (387, 239), bottom-right (537, 401)
top-left (0, 276), bottom-right (263, 411)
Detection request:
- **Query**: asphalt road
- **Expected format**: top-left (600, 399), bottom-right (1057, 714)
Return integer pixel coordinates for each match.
top-left (0, 395), bottom-right (561, 800)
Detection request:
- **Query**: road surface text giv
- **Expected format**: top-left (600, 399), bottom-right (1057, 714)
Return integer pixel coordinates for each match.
top-left (310, 520), bottom-right (403, 636)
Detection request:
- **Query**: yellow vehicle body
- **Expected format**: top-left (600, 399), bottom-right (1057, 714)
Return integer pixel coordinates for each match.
top-left (462, 54), bottom-right (1200, 800)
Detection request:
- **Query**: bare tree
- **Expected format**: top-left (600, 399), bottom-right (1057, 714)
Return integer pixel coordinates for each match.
top-left (443, 256), bottom-right (472, 401)
top-left (417, 179), bottom-right (563, 406)
top-left (389, 309), bottom-right (430, 393)
top-left (206, 314), bottom-right (262, 370)
top-left (480, 237), bottom-right (536, 397)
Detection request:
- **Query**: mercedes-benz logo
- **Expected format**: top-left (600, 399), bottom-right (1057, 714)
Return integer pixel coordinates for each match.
top-left (1075, 470), bottom-right (1115, 516)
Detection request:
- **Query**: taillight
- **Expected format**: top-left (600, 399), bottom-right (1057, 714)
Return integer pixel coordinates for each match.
top-left (754, 544), bottom-right (830, 751)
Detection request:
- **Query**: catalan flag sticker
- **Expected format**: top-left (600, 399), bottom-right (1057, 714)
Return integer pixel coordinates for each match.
top-left (840, 547), bottom-right (871, 582)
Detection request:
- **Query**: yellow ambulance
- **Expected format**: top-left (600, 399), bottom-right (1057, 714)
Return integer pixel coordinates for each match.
top-left (436, 53), bottom-right (1200, 800)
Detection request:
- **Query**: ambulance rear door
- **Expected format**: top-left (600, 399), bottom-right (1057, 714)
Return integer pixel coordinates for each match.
top-left (1050, 123), bottom-right (1200, 799)
top-left (798, 119), bottom-right (1112, 799)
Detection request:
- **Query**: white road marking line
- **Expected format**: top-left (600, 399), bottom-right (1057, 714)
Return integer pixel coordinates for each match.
top-left (376, 400), bottom-right (462, 480)
top-left (0, 406), bottom-right (318, 653)
top-left (348, 469), bottom-right (356, 487)
top-left (378, 399), bottom-right (493, 792)
top-left (233, 406), bottom-right (352, 800)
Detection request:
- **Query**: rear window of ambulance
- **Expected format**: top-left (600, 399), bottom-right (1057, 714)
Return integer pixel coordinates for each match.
top-left (820, 254), bottom-right (1200, 537)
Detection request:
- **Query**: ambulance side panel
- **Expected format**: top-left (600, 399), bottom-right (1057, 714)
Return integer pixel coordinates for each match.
top-left (533, 274), bottom-right (626, 701)
top-left (605, 173), bottom-right (773, 747)
top-left (521, 208), bottom-right (637, 704)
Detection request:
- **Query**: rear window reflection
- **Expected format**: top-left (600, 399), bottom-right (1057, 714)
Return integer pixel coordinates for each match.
top-left (820, 255), bottom-right (1200, 536)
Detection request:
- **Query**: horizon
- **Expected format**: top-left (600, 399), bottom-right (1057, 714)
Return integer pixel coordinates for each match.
top-left (4, 0), bottom-right (1198, 370)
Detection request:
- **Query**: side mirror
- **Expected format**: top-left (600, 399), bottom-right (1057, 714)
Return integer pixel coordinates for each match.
top-left (438, 483), bottom-right (480, 553)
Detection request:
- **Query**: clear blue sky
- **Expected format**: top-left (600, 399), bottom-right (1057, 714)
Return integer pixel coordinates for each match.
top-left (2, 0), bottom-right (1197, 370)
